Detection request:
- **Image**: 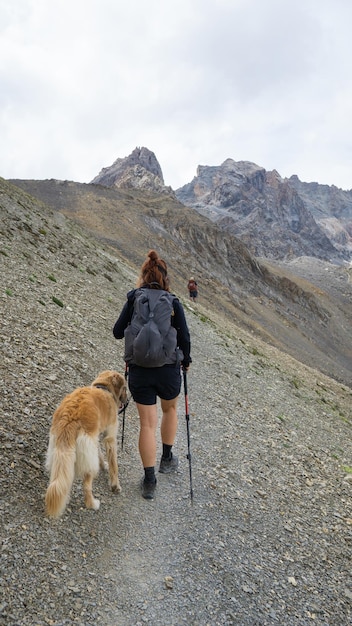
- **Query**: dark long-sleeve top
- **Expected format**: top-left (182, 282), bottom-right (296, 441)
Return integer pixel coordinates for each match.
top-left (113, 287), bottom-right (192, 367)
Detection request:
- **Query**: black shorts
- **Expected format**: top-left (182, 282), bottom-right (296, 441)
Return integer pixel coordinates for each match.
top-left (128, 364), bottom-right (182, 405)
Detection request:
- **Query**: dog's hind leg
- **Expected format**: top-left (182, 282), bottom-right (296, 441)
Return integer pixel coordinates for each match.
top-left (98, 444), bottom-right (108, 471)
top-left (83, 472), bottom-right (100, 510)
top-left (76, 433), bottom-right (100, 511)
top-left (103, 423), bottom-right (121, 493)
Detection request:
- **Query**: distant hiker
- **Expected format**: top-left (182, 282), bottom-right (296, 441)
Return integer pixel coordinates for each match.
top-left (187, 277), bottom-right (198, 302)
top-left (113, 249), bottom-right (192, 500)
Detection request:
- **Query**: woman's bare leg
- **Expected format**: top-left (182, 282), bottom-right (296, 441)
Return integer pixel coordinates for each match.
top-left (136, 403), bottom-right (158, 468)
top-left (160, 397), bottom-right (178, 445)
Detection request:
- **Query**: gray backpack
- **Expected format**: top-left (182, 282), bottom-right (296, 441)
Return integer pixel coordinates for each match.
top-left (124, 288), bottom-right (183, 367)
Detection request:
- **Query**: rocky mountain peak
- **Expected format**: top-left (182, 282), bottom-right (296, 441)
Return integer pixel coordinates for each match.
top-left (222, 158), bottom-right (265, 177)
top-left (195, 159), bottom-right (266, 186)
top-left (91, 146), bottom-right (174, 195)
top-left (265, 169), bottom-right (283, 188)
top-left (176, 160), bottom-right (350, 262)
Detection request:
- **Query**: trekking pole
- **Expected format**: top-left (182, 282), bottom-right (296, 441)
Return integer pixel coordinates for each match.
top-left (118, 363), bottom-right (129, 450)
top-left (183, 368), bottom-right (194, 503)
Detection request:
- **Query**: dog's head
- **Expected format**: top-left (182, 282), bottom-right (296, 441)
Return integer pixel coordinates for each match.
top-left (93, 370), bottom-right (128, 407)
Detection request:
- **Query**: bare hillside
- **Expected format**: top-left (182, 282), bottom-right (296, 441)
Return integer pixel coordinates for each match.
top-left (9, 177), bottom-right (352, 387)
top-left (1, 177), bottom-right (351, 626)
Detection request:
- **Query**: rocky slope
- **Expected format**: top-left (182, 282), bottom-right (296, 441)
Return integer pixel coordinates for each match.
top-left (8, 177), bottom-right (352, 388)
top-left (1, 175), bottom-right (352, 626)
top-left (288, 175), bottom-right (352, 257)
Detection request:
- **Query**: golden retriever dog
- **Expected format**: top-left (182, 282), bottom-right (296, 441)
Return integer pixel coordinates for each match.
top-left (45, 370), bottom-right (127, 518)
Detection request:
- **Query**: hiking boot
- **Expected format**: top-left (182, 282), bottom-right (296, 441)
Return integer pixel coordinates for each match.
top-left (159, 454), bottom-right (179, 474)
top-left (141, 478), bottom-right (157, 500)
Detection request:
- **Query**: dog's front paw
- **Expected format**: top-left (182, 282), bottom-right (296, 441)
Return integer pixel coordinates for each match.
top-left (111, 482), bottom-right (122, 494)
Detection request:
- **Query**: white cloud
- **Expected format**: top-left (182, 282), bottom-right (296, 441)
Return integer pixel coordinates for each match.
top-left (1, 0), bottom-right (352, 190)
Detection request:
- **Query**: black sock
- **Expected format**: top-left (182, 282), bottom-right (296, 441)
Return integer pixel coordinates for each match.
top-left (144, 466), bottom-right (156, 483)
top-left (162, 444), bottom-right (172, 460)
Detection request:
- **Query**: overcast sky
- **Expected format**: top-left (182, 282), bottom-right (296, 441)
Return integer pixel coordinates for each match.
top-left (1, 0), bottom-right (352, 190)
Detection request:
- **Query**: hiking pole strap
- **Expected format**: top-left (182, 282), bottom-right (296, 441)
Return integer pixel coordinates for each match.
top-left (183, 369), bottom-right (194, 503)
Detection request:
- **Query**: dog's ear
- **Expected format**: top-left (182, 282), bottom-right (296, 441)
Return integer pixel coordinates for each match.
top-left (113, 372), bottom-right (128, 404)
top-left (111, 371), bottom-right (124, 392)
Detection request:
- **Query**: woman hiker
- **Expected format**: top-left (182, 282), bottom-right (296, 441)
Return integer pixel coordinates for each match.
top-left (113, 249), bottom-right (192, 500)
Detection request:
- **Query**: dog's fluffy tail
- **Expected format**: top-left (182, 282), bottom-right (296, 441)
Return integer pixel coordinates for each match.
top-left (45, 435), bottom-right (76, 518)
